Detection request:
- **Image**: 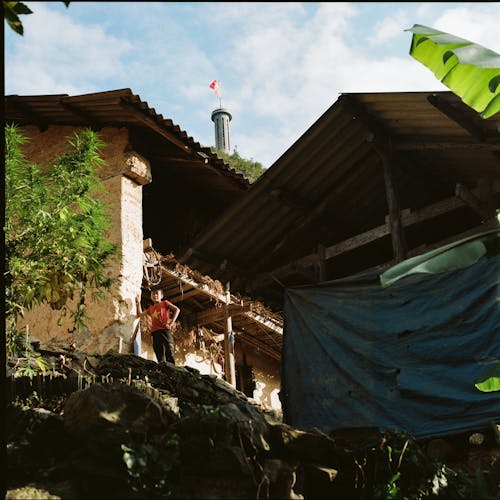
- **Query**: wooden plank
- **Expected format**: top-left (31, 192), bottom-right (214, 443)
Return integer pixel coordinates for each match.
top-left (169, 288), bottom-right (201, 303)
top-left (237, 333), bottom-right (281, 360)
top-left (427, 94), bottom-right (485, 141)
top-left (193, 304), bottom-right (251, 325)
top-left (403, 197), bottom-right (464, 226)
top-left (252, 180), bottom-right (500, 289)
top-left (395, 141), bottom-right (500, 151)
top-left (325, 223), bottom-right (390, 260)
top-left (243, 311), bottom-right (283, 335)
top-left (455, 183), bottom-right (495, 221)
top-left (160, 265), bottom-right (283, 335)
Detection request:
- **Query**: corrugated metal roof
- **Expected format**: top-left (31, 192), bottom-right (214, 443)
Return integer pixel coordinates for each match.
top-left (4, 88), bottom-right (249, 190)
top-left (178, 91), bottom-right (500, 310)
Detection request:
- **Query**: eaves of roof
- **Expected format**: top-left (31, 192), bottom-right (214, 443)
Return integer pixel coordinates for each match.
top-left (177, 91), bottom-right (500, 309)
top-left (4, 88), bottom-right (250, 190)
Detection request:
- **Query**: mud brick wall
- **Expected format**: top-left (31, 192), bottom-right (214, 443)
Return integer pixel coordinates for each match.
top-left (16, 125), bottom-right (150, 353)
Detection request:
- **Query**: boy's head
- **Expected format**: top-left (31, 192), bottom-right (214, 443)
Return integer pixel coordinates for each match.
top-left (150, 289), bottom-right (164, 302)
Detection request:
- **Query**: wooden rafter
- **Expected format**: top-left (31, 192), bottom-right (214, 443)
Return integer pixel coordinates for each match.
top-left (158, 264), bottom-right (283, 338)
top-left (395, 140), bottom-right (500, 151)
top-left (60, 99), bottom-right (103, 129)
top-left (427, 94), bottom-right (485, 141)
top-left (193, 304), bottom-right (251, 325)
top-left (251, 181), bottom-right (500, 289)
top-left (8, 97), bottom-right (48, 131)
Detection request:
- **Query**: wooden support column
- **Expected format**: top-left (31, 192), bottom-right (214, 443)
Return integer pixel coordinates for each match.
top-left (224, 283), bottom-right (236, 387)
top-left (380, 149), bottom-right (407, 262)
top-left (316, 243), bottom-right (326, 282)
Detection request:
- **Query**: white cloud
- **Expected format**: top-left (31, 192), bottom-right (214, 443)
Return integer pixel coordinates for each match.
top-left (369, 10), bottom-right (411, 45)
top-left (5, 2), bottom-right (498, 168)
top-left (433, 4), bottom-right (500, 52)
top-left (215, 2), bottom-right (498, 165)
top-left (5, 3), bottom-right (132, 94)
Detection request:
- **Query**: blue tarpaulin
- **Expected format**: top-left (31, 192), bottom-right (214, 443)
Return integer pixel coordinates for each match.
top-left (281, 232), bottom-right (500, 439)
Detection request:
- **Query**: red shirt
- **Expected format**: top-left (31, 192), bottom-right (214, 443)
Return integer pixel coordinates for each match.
top-left (146, 300), bottom-right (173, 332)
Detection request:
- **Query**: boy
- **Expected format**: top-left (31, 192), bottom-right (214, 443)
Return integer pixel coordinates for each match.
top-left (136, 289), bottom-right (180, 364)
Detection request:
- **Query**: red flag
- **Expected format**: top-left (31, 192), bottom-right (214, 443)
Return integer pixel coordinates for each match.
top-left (210, 79), bottom-right (221, 97)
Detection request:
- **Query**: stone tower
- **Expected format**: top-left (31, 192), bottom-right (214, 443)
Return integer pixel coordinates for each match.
top-left (211, 107), bottom-right (232, 154)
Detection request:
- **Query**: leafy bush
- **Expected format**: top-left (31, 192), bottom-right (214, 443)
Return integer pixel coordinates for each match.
top-left (5, 125), bottom-right (117, 349)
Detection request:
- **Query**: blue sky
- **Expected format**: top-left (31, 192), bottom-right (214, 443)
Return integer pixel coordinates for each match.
top-left (5, 2), bottom-right (500, 167)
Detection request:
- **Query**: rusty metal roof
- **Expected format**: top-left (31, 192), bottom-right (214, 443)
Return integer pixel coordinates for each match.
top-left (5, 89), bottom-right (253, 258)
top-left (178, 91), bottom-right (500, 310)
top-left (4, 88), bottom-right (249, 190)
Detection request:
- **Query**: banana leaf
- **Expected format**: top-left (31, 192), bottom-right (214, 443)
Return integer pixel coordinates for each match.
top-left (407, 24), bottom-right (500, 119)
top-left (380, 228), bottom-right (500, 288)
top-left (475, 361), bottom-right (500, 392)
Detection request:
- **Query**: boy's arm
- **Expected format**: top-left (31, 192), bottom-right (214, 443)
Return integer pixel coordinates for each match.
top-left (168, 301), bottom-right (180, 325)
top-left (135, 295), bottom-right (146, 318)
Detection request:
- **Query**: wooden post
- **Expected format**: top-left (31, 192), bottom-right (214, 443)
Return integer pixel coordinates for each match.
top-left (224, 283), bottom-right (236, 387)
top-left (317, 243), bottom-right (326, 282)
top-left (380, 150), bottom-right (407, 263)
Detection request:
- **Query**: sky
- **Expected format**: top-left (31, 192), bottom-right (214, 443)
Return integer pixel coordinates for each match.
top-left (5, 2), bottom-right (500, 168)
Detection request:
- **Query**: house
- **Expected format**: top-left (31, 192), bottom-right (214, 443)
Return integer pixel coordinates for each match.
top-left (175, 90), bottom-right (500, 434)
top-left (177, 91), bottom-right (500, 309)
top-left (5, 89), bottom-right (282, 409)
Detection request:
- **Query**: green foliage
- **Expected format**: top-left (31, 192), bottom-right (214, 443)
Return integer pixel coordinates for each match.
top-left (357, 431), bottom-right (498, 499)
top-left (121, 436), bottom-right (180, 496)
top-left (407, 24), bottom-right (500, 119)
top-left (5, 124), bottom-right (117, 341)
top-left (3, 1), bottom-right (70, 35)
top-left (213, 147), bottom-right (266, 183)
top-left (10, 329), bottom-right (52, 377)
top-left (475, 361), bottom-right (500, 392)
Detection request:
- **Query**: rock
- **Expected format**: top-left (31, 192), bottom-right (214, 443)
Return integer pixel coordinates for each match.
top-left (63, 382), bottom-right (176, 443)
top-left (8, 349), bottom-right (500, 499)
top-left (263, 459), bottom-right (303, 499)
top-left (269, 423), bottom-right (341, 465)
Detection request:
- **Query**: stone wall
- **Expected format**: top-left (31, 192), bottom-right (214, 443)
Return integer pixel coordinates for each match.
top-left (15, 125), bottom-right (149, 353)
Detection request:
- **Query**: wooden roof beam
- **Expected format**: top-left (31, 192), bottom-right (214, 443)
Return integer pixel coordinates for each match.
top-left (59, 100), bottom-right (103, 129)
top-left (237, 334), bottom-right (281, 361)
top-left (427, 94), bottom-right (485, 141)
top-left (455, 182), bottom-right (497, 222)
top-left (251, 181), bottom-right (500, 290)
top-left (338, 94), bottom-right (394, 152)
top-left (191, 304), bottom-right (251, 326)
top-left (169, 288), bottom-right (201, 303)
top-left (159, 264), bottom-right (283, 335)
top-left (8, 96), bottom-right (49, 131)
top-left (395, 140), bottom-right (500, 151)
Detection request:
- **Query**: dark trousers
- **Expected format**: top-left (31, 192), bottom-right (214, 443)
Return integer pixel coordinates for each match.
top-left (151, 329), bottom-right (175, 364)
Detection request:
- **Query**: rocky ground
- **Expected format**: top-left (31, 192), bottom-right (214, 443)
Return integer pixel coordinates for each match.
top-left (5, 344), bottom-right (500, 499)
